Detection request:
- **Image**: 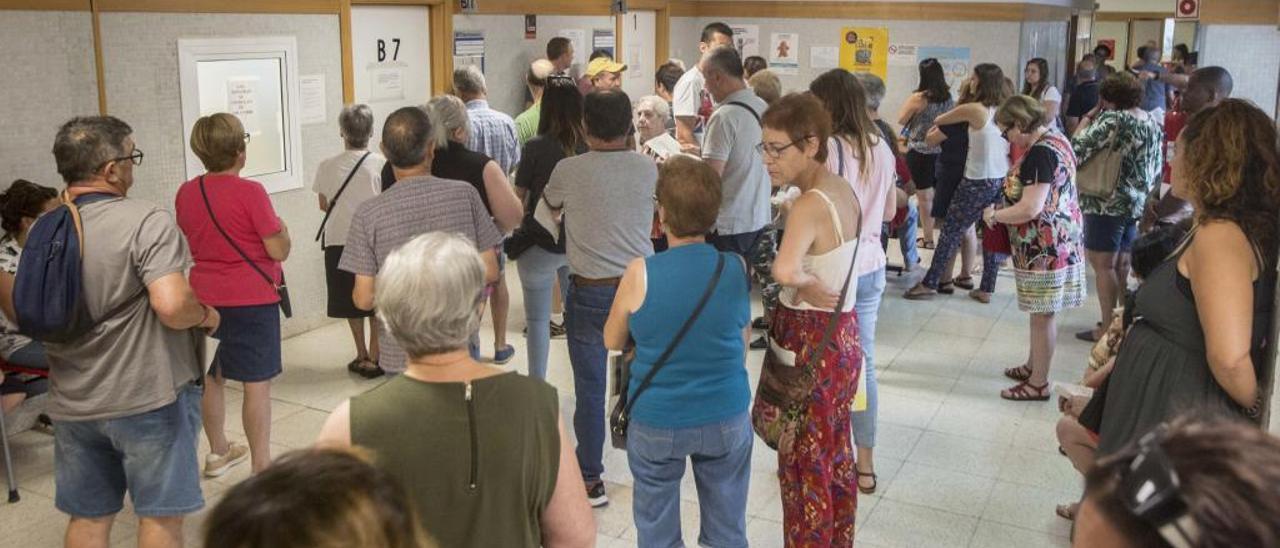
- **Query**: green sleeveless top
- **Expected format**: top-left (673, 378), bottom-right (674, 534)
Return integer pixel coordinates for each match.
top-left (351, 372), bottom-right (560, 547)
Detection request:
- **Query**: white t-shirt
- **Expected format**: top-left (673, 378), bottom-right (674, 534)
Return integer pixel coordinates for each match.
top-left (312, 150), bottom-right (385, 246)
top-left (672, 66), bottom-right (711, 141)
top-left (1042, 86), bottom-right (1063, 129)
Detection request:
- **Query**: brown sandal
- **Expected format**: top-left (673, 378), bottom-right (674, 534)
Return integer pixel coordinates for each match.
top-left (1001, 380), bottom-right (1050, 401)
top-left (953, 276), bottom-right (975, 290)
top-left (856, 470), bottom-right (878, 495)
top-left (1003, 364), bottom-right (1031, 381)
top-left (903, 284), bottom-right (937, 301)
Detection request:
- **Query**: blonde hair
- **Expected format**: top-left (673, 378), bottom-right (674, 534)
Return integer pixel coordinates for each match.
top-left (994, 95), bottom-right (1047, 132)
top-left (190, 113), bottom-right (245, 172)
top-left (748, 70), bottom-right (782, 105)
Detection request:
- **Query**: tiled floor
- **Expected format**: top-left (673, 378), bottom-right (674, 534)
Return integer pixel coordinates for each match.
top-left (1, 245), bottom-right (1099, 547)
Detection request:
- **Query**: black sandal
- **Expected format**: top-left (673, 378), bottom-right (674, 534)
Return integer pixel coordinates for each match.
top-left (938, 281), bottom-right (956, 295)
top-left (856, 470), bottom-right (878, 494)
top-left (953, 276), bottom-right (974, 290)
top-left (351, 359), bottom-right (385, 379)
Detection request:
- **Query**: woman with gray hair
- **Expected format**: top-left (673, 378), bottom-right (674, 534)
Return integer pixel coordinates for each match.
top-left (312, 104), bottom-right (387, 378)
top-left (424, 95), bottom-right (523, 365)
top-left (317, 232), bottom-right (595, 548)
top-left (633, 95), bottom-right (681, 162)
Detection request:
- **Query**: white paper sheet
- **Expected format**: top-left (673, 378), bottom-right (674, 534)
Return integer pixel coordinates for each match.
top-left (810, 46), bottom-right (839, 69)
top-left (299, 74), bottom-right (326, 125)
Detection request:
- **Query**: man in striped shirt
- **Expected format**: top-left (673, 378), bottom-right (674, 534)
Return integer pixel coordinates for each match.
top-left (453, 66), bottom-right (521, 174)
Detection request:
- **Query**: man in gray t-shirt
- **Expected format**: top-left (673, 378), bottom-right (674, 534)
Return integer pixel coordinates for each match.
top-left (8, 116), bottom-right (220, 544)
top-left (699, 46), bottom-right (771, 259)
top-left (339, 106), bottom-right (503, 374)
top-left (542, 90), bottom-right (654, 506)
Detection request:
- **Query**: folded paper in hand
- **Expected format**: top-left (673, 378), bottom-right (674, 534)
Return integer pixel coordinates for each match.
top-left (534, 197), bottom-right (562, 244)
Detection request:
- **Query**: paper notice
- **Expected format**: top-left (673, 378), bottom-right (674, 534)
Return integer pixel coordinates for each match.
top-left (370, 67), bottom-right (404, 102)
top-left (558, 29), bottom-right (587, 68)
top-left (299, 74), bottom-right (326, 125)
top-left (770, 33), bottom-right (800, 75)
top-left (810, 46), bottom-right (839, 70)
top-left (888, 43), bottom-right (919, 66)
top-left (227, 77), bottom-right (259, 133)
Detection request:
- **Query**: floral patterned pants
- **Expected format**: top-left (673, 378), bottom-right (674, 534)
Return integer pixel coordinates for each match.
top-left (773, 305), bottom-right (862, 547)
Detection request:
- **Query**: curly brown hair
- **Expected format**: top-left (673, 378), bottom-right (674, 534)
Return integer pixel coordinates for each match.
top-left (1179, 98), bottom-right (1280, 269)
top-left (1099, 72), bottom-right (1144, 110)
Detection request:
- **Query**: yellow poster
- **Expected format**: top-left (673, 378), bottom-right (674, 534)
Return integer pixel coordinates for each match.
top-left (838, 27), bottom-right (888, 80)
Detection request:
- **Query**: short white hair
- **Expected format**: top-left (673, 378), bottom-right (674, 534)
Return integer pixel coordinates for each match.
top-left (426, 95), bottom-right (470, 150)
top-left (452, 65), bottom-right (487, 96)
top-left (376, 232), bottom-right (485, 358)
top-left (635, 95), bottom-right (670, 122)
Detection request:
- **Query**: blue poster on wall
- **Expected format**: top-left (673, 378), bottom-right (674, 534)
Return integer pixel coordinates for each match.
top-left (917, 46), bottom-right (971, 94)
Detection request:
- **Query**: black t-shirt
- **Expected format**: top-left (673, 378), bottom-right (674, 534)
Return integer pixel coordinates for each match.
top-left (1066, 80), bottom-right (1100, 118)
top-left (1018, 144), bottom-right (1059, 185)
top-left (380, 161), bottom-right (396, 192)
top-left (432, 141), bottom-right (494, 213)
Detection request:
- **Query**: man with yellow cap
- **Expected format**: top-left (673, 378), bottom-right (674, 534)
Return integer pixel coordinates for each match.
top-left (583, 56), bottom-right (626, 93)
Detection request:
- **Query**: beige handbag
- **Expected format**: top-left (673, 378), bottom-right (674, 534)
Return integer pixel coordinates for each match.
top-left (1077, 112), bottom-right (1146, 200)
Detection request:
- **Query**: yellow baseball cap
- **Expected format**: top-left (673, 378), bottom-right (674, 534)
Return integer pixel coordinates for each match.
top-left (585, 57), bottom-right (627, 77)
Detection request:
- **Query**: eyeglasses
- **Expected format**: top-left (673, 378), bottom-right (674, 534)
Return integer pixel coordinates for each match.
top-left (98, 148), bottom-right (144, 171)
top-left (756, 136), bottom-right (813, 159)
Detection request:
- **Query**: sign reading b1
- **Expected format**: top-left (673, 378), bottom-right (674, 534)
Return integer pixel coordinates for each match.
top-left (459, 0), bottom-right (477, 14)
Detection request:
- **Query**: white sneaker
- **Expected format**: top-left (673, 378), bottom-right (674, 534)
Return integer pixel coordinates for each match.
top-left (204, 442), bottom-right (249, 478)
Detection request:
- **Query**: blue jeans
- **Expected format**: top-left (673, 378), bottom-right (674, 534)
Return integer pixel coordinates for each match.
top-left (627, 412), bottom-right (752, 548)
top-left (6, 341), bottom-right (49, 370)
top-left (516, 247), bottom-right (570, 380)
top-left (852, 268), bottom-right (885, 448)
top-left (566, 281), bottom-right (618, 483)
top-left (882, 200), bottom-right (920, 268)
top-left (54, 383), bottom-right (204, 517)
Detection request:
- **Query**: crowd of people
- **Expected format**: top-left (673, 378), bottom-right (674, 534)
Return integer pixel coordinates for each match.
top-left (0, 20), bottom-right (1278, 548)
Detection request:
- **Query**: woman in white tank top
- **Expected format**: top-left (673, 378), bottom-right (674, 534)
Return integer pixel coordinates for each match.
top-left (758, 92), bottom-right (864, 545)
top-left (906, 63), bottom-right (1013, 300)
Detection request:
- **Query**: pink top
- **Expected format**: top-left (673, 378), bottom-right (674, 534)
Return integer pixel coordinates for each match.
top-left (826, 135), bottom-right (896, 275)
top-left (175, 174), bottom-right (283, 307)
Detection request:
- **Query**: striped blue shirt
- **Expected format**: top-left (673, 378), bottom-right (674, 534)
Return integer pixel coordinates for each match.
top-left (466, 100), bottom-right (521, 174)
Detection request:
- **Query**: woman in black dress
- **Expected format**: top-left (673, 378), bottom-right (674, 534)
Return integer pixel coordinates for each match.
top-left (1086, 99), bottom-right (1279, 456)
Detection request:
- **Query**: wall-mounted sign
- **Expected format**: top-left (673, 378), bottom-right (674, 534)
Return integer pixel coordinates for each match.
top-left (1175, 0), bottom-right (1199, 19)
top-left (838, 27), bottom-right (888, 80)
top-left (525, 15), bottom-right (536, 39)
top-left (459, 0), bottom-right (477, 14)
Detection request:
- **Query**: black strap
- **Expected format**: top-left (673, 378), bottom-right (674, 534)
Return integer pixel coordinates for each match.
top-left (315, 152), bottom-right (372, 244)
top-left (198, 176), bottom-right (279, 292)
top-left (803, 196), bottom-right (863, 378)
top-left (835, 137), bottom-right (846, 178)
top-left (626, 253), bottom-right (726, 416)
top-left (726, 101), bottom-right (761, 125)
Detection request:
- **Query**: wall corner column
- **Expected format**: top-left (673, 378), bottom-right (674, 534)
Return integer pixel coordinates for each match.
top-left (430, 1), bottom-right (453, 95)
top-left (339, 0), bottom-right (354, 103)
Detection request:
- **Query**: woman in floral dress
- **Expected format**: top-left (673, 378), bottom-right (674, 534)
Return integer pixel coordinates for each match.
top-left (983, 95), bottom-right (1086, 401)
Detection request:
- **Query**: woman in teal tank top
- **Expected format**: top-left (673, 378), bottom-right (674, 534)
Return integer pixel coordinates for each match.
top-left (605, 156), bottom-right (753, 548)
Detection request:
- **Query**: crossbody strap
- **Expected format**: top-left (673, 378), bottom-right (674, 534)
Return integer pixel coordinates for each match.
top-left (726, 101), bottom-right (761, 125)
top-left (315, 151), bottom-right (372, 243)
top-left (626, 253), bottom-right (726, 415)
top-left (198, 176), bottom-right (278, 291)
top-left (804, 198), bottom-right (863, 377)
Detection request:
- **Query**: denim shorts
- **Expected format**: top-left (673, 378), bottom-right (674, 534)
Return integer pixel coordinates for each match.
top-left (211, 304), bottom-right (282, 383)
top-left (1083, 214), bottom-right (1139, 252)
top-left (54, 383), bottom-right (204, 517)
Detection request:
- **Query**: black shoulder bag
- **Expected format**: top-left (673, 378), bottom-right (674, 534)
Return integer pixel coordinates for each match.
top-left (610, 253), bottom-right (725, 449)
top-left (314, 151), bottom-right (372, 247)
top-left (198, 176), bottom-right (292, 318)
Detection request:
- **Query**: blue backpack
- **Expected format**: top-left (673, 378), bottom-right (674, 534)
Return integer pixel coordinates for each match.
top-left (14, 192), bottom-right (135, 343)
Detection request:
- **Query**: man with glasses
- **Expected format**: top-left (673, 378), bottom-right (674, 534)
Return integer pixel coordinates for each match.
top-left (7, 116), bottom-right (219, 548)
top-left (699, 46), bottom-right (771, 262)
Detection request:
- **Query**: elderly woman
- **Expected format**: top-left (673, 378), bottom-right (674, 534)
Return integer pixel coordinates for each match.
top-left (604, 156), bottom-right (752, 547)
top-left (312, 104), bottom-right (386, 378)
top-left (634, 95), bottom-right (681, 162)
top-left (175, 113), bottom-right (291, 476)
top-left (424, 95), bottom-right (523, 364)
top-left (982, 95), bottom-right (1085, 400)
top-left (762, 93), bottom-right (863, 546)
top-left (316, 232), bottom-right (595, 548)
top-left (749, 69), bottom-right (782, 106)
top-left (1070, 72), bottom-right (1163, 342)
top-left (1082, 99), bottom-right (1278, 456)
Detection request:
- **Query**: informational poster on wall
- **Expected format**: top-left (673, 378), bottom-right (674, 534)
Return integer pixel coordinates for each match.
top-left (810, 46), bottom-right (839, 69)
top-left (838, 27), bottom-right (888, 80)
top-left (454, 31), bottom-right (486, 74)
top-left (299, 74), bottom-right (326, 125)
top-left (769, 33), bottom-right (800, 75)
top-left (888, 43), bottom-right (918, 67)
top-left (370, 67), bottom-right (405, 101)
top-left (558, 29), bottom-right (587, 67)
top-left (592, 29), bottom-right (615, 59)
top-left (626, 45), bottom-right (644, 79)
top-left (917, 46), bottom-right (971, 93)
top-left (730, 24), bottom-right (760, 58)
